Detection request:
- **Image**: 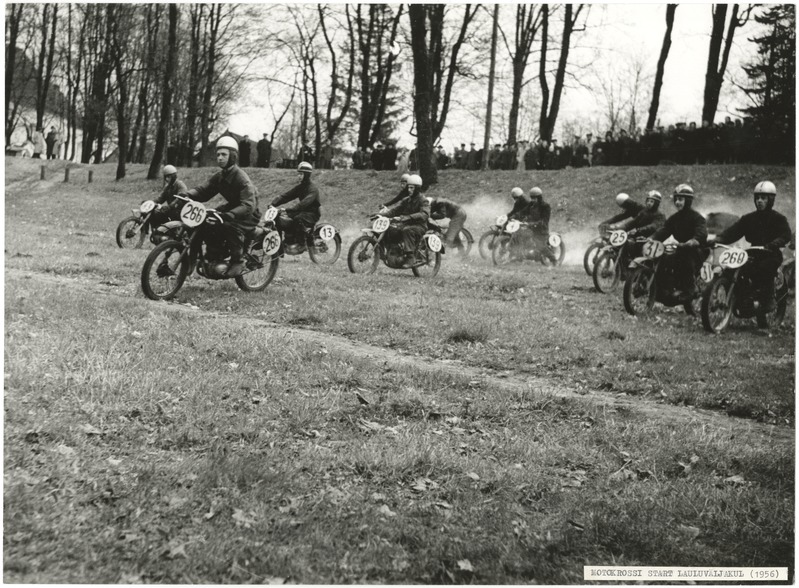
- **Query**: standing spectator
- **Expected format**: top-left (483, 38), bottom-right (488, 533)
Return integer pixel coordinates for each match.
top-left (383, 142), bottom-right (398, 171)
top-left (572, 136), bottom-right (588, 168)
top-left (297, 142), bottom-right (314, 164)
top-left (364, 147), bottom-right (373, 169)
top-left (53, 128), bottom-right (63, 160)
top-left (397, 147), bottom-right (410, 174)
top-left (466, 143), bottom-right (479, 170)
top-left (585, 132), bottom-right (596, 166)
top-left (454, 143), bottom-right (466, 169)
top-left (435, 145), bottom-right (450, 170)
top-left (239, 135), bottom-right (252, 167)
top-left (535, 139), bottom-right (548, 170)
top-left (409, 144), bottom-right (418, 171)
top-left (561, 138), bottom-right (574, 168)
top-left (32, 128), bottom-right (46, 159)
top-left (516, 140), bottom-right (528, 171)
top-left (352, 147), bottom-right (366, 170)
top-left (257, 133), bottom-right (272, 167)
top-left (371, 143), bottom-right (385, 171)
top-left (45, 126), bottom-right (57, 159)
top-left (618, 129), bottom-right (632, 165)
top-left (524, 144), bottom-right (537, 170)
top-left (320, 143), bottom-right (334, 169)
top-left (488, 144), bottom-right (502, 169)
top-left (167, 142), bottom-right (178, 166)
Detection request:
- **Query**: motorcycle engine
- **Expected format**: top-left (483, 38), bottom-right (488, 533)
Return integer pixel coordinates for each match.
top-left (385, 250), bottom-right (405, 267)
top-left (202, 261), bottom-right (229, 279)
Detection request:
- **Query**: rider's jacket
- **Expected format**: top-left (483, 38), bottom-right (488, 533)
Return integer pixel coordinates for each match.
top-left (603, 200), bottom-right (644, 226)
top-left (383, 188), bottom-right (407, 208)
top-left (527, 200), bottom-right (551, 232)
top-left (156, 179), bottom-right (188, 206)
top-left (626, 208), bottom-right (665, 237)
top-left (186, 165), bottom-right (260, 230)
top-left (507, 195), bottom-right (532, 221)
top-left (385, 192), bottom-right (430, 227)
top-left (430, 197), bottom-right (466, 220)
top-left (716, 209), bottom-right (792, 251)
top-left (651, 208), bottom-right (707, 244)
top-left (271, 179), bottom-right (321, 225)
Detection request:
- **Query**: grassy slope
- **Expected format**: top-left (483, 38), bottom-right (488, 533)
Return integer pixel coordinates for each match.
top-left (4, 158), bottom-right (796, 583)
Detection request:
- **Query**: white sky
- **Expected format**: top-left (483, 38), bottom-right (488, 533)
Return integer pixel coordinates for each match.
top-left (228, 3), bottom-right (763, 151)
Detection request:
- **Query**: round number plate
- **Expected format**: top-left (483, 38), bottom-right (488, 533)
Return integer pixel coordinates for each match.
top-left (426, 234), bottom-right (442, 252)
top-left (548, 233), bottom-right (562, 247)
top-left (609, 230), bottom-right (627, 246)
top-left (642, 240), bottom-right (665, 259)
top-left (140, 200), bottom-right (156, 214)
top-left (262, 206), bottom-right (279, 222)
top-left (180, 201), bottom-right (207, 227)
top-left (262, 230), bottom-right (282, 255)
top-left (506, 220), bottom-right (521, 233)
top-left (718, 247), bottom-right (748, 268)
top-left (372, 216), bottom-right (390, 233)
top-left (496, 215), bottom-right (508, 226)
top-left (700, 262), bottom-right (714, 283)
top-left (318, 224), bottom-right (336, 241)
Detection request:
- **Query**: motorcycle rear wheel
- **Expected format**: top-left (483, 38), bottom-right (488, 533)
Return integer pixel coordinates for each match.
top-left (593, 251), bottom-right (620, 293)
top-left (756, 279), bottom-right (788, 329)
top-left (491, 235), bottom-right (513, 266)
top-left (412, 249), bottom-right (441, 278)
top-left (141, 240), bottom-right (189, 300)
top-left (701, 275), bottom-right (734, 333)
top-left (478, 231), bottom-right (496, 260)
top-left (453, 228), bottom-right (474, 258)
top-left (307, 233), bottom-right (342, 265)
top-left (117, 216), bottom-right (146, 249)
top-left (583, 242), bottom-right (602, 276)
top-left (623, 266), bottom-right (656, 316)
top-left (347, 236), bottom-right (380, 274)
top-left (235, 245), bottom-right (279, 292)
top-left (546, 237), bottom-right (566, 266)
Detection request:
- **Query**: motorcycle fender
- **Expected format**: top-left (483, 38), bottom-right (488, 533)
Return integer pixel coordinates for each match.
top-left (161, 220), bottom-right (183, 231)
top-left (360, 229), bottom-right (376, 235)
top-left (628, 256), bottom-right (651, 270)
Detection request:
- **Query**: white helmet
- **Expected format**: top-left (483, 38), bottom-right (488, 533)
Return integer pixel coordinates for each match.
top-left (400, 173), bottom-right (410, 184)
top-left (216, 136), bottom-right (238, 152)
top-left (615, 192), bottom-right (631, 207)
top-left (646, 190), bottom-right (662, 202)
top-left (425, 197), bottom-right (433, 205)
top-left (162, 165), bottom-right (177, 177)
top-left (511, 187), bottom-right (524, 198)
top-left (754, 180), bottom-right (776, 209)
top-left (407, 174), bottom-right (423, 187)
top-left (529, 187), bottom-right (543, 198)
top-left (297, 161), bottom-right (313, 173)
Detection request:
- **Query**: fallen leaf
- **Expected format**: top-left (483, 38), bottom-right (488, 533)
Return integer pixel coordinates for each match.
top-left (166, 542), bottom-right (187, 559)
top-left (457, 559), bottom-right (474, 572)
top-left (678, 524), bottom-right (701, 539)
top-left (466, 472), bottom-right (480, 481)
top-left (724, 474), bottom-right (746, 485)
top-left (378, 504), bottom-right (396, 517)
top-left (80, 423), bottom-right (102, 436)
top-left (107, 457), bottom-right (122, 467)
top-left (434, 501), bottom-right (453, 509)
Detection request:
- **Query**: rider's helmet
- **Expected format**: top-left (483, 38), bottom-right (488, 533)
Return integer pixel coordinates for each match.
top-left (162, 165), bottom-right (177, 178)
top-left (672, 184), bottom-right (695, 208)
top-left (753, 180), bottom-right (776, 210)
top-left (615, 192), bottom-right (631, 207)
top-left (646, 190), bottom-right (662, 202)
top-left (297, 161), bottom-right (313, 174)
top-left (407, 174), bottom-right (423, 188)
top-left (400, 173), bottom-right (410, 185)
top-left (511, 187), bottom-right (524, 199)
top-left (216, 136), bottom-right (239, 166)
top-left (529, 186), bottom-right (543, 202)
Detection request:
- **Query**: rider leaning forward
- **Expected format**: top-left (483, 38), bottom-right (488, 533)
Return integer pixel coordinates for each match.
top-left (601, 193), bottom-right (644, 233)
top-left (150, 165), bottom-right (187, 228)
top-left (427, 196), bottom-right (467, 249)
top-left (271, 161), bottom-right (322, 239)
top-left (381, 174), bottom-right (431, 263)
top-left (710, 181), bottom-right (792, 312)
top-left (179, 136), bottom-right (261, 277)
top-left (648, 184), bottom-right (708, 301)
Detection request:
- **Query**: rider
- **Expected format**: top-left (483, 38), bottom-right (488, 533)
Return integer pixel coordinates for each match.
top-left (624, 190), bottom-right (666, 239)
top-left (601, 193), bottom-right (645, 233)
top-left (648, 184), bottom-right (708, 300)
top-left (181, 136), bottom-right (261, 277)
top-left (150, 165), bottom-right (187, 228)
top-left (382, 174), bottom-right (431, 263)
top-left (711, 180), bottom-right (792, 312)
top-left (382, 173), bottom-right (411, 209)
top-left (507, 186), bottom-right (532, 221)
top-left (427, 196), bottom-right (468, 249)
top-left (270, 161), bottom-right (322, 241)
top-left (527, 187), bottom-right (557, 264)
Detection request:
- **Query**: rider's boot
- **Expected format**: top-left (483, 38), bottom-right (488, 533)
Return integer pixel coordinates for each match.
top-left (226, 247), bottom-right (245, 277)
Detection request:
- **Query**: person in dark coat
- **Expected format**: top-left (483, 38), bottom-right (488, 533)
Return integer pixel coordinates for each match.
top-left (382, 174), bottom-right (430, 261)
top-left (712, 180), bottom-right (792, 311)
top-left (383, 143), bottom-right (398, 171)
top-left (45, 126), bottom-right (57, 159)
top-left (271, 161), bottom-right (321, 240)
top-left (649, 184), bottom-right (708, 300)
top-left (601, 193), bottom-right (644, 231)
top-left (239, 135), bottom-right (252, 167)
top-left (297, 143), bottom-right (314, 164)
top-left (622, 190), bottom-right (666, 238)
top-left (257, 134), bottom-right (272, 167)
top-left (371, 144), bottom-right (385, 171)
top-left (428, 196), bottom-right (467, 249)
top-left (181, 136), bottom-right (261, 277)
top-left (150, 164), bottom-right (188, 228)
top-left (526, 187), bottom-right (557, 263)
top-left (382, 174), bottom-right (410, 209)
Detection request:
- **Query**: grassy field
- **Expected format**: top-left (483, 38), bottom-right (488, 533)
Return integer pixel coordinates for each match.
top-left (4, 157), bottom-right (795, 583)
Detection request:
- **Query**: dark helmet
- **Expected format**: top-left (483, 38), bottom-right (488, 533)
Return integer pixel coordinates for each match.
top-left (672, 184), bottom-right (695, 208)
top-left (646, 190), bottom-right (662, 210)
top-left (753, 180), bottom-right (776, 210)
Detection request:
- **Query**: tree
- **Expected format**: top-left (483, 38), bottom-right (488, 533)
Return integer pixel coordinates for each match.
top-left (318, 5), bottom-right (356, 147)
top-left (701, 4), bottom-right (753, 124)
top-left (147, 4), bottom-right (178, 180)
top-left (408, 4), bottom-right (437, 186)
top-left (646, 4), bottom-right (677, 131)
top-left (34, 4), bottom-right (59, 131)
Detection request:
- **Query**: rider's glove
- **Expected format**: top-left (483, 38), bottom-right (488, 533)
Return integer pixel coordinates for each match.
top-left (627, 228), bottom-right (638, 237)
top-left (682, 238), bottom-right (699, 248)
top-left (220, 211), bottom-right (235, 222)
top-left (395, 215), bottom-right (409, 222)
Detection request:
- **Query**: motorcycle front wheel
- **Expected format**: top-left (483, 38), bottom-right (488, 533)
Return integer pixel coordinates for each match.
top-left (545, 237), bottom-right (566, 266)
top-left (583, 242), bottom-right (602, 276)
top-left (453, 228), bottom-right (474, 258)
top-left (593, 251), bottom-right (620, 293)
top-left (117, 216), bottom-right (146, 249)
top-left (412, 250), bottom-right (442, 278)
top-left (141, 240), bottom-right (189, 300)
top-left (478, 230), bottom-right (496, 260)
top-left (623, 266), bottom-right (656, 316)
top-left (347, 236), bottom-right (380, 274)
top-left (307, 233), bottom-right (342, 265)
top-left (701, 275), bottom-right (734, 333)
top-left (491, 236), bottom-right (513, 266)
top-left (235, 245), bottom-right (280, 292)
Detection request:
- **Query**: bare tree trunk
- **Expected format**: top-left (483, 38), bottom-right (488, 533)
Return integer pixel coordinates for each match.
top-left (5, 4), bottom-right (25, 144)
top-left (35, 5), bottom-right (59, 130)
top-left (482, 4), bottom-right (499, 170)
top-left (702, 4), bottom-right (750, 123)
top-left (538, 5), bottom-right (550, 139)
top-left (148, 4), bottom-right (178, 179)
top-left (647, 4), bottom-right (676, 130)
top-left (409, 4), bottom-right (437, 187)
top-left (198, 4), bottom-right (221, 168)
top-left (507, 5), bottom-right (542, 144)
top-left (109, 5), bottom-right (130, 180)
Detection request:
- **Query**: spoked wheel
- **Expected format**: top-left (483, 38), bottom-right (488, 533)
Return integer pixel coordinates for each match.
top-left (623, 266), bottom-right (656, 316)
top-left (453, 228), bottom-right (474, 258)
top-left (491, 236), bottom-right (513, 266)
top-left (547, 237), bottom-right (566, 266)
top-left (117, 216), bottom-right (147, 249)
top-left (141, 240), bottom-right (189, 300)
top-left (756, 279), bottom-right (789, 329)
top-left (478, 231), bottom-right (497, 260)
top-left (411, 249), bottom-right (442, 278)
top-left (307, 233), bottom-right (342, 265)
top-left (700, 275), bottom-right (734, 333)
top-left (593, 251), bottom-right (620, 293)
top-left (583, 242), bottom-right (602, 276)
top-left (347, 236), bottom-right (380, 274)
top-left (235, 244), bottom-right (280, 292)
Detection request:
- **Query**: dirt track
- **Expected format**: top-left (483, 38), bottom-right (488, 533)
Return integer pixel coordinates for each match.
top-left (8, 267), bottom-right (793, 445)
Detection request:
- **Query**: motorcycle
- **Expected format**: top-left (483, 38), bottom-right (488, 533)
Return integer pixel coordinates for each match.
top-left (622, 240), bottom-right (708, 317)
top-left (116, 200), bottom-right (158, 249)
top-left (347, 214), bottom-right (444, 277)
top-left (491, 218), bottom-right (566, 267)
top-left (700, 244), bottom-right (790, 333)
top-left (261, 206), bottom-right (342, 265)
top-left (592, 230), bottom-right (648, 293)
top-left (583, 226), bottom-right (613, 275)
top-left (140, 196), bottom-right (279, 300)
top-left (477, 215), bottom-right (506, 260)
top-left (430, 218), bottom-right (474, 258)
